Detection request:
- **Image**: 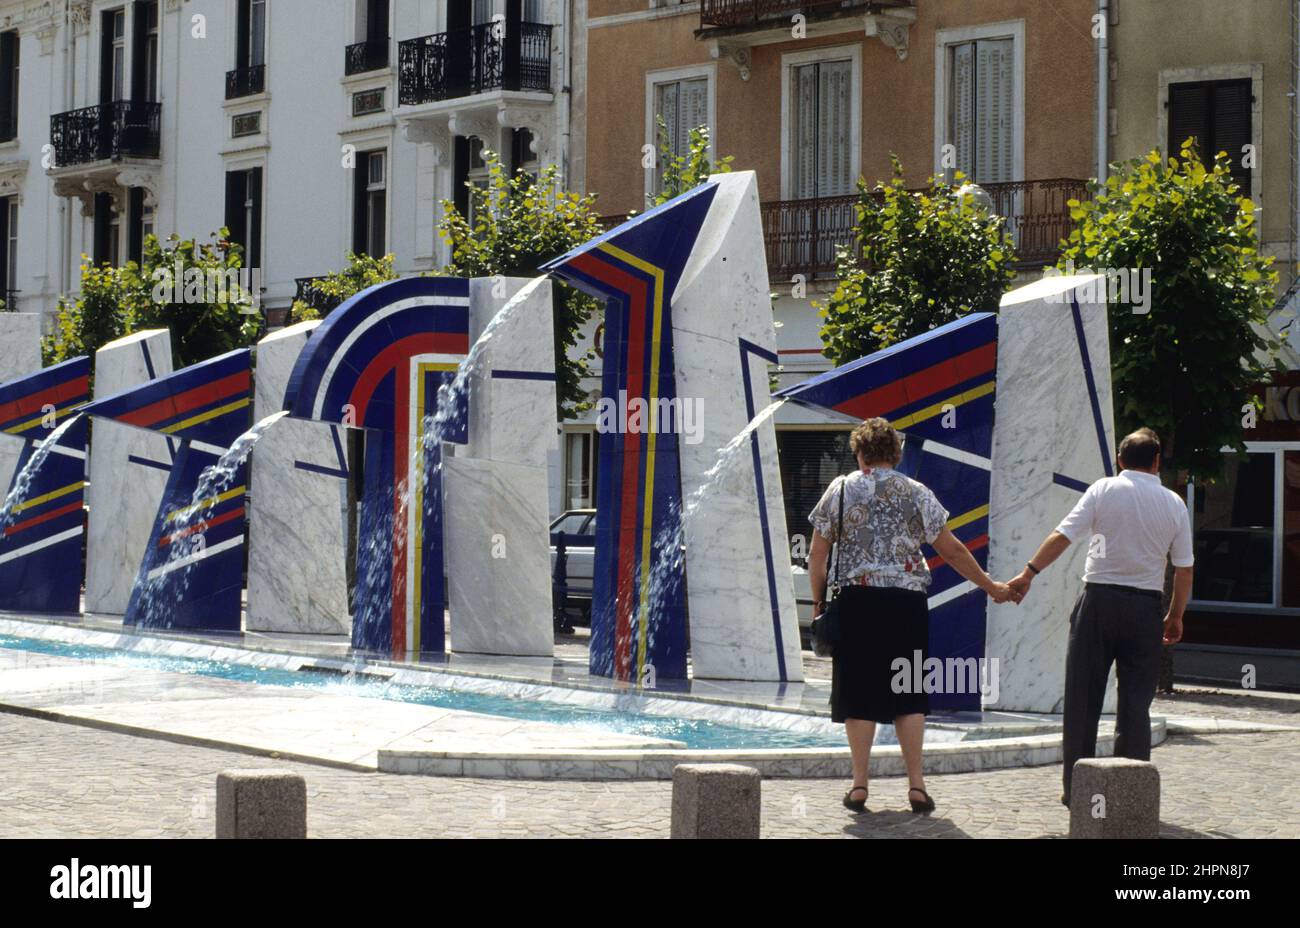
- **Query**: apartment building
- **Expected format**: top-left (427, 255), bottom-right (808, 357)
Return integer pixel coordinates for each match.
top-left (1108, 0), bottom-right (1300, 675)
top-left (0, 0), bottom-right (581, 322)
top-left (575, 0), bottom-right (1098, 537)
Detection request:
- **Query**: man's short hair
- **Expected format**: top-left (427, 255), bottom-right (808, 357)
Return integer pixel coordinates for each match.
top-left (1118, 427), bottom-right (1162, 470)
top-left (850, 417), bottom-right (903, 466)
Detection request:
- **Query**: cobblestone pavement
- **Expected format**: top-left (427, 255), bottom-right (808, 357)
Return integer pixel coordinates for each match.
top-left (0, 708), bottom-right (1295, 839)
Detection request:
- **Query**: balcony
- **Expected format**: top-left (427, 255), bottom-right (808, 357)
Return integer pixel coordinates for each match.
top-left (701, 0), bottom-right (913, 28)
top-left (398, 21), bottom-right (552, 106)
top-left (226, 64), bottom-right (266, 100)
top-left (698, 1), bottom-right (916, 67)
top-left (346, 39), bottom-right (389, 76)
top-left (761, 179), bottom-right (1090, 281)
top-left (49, 101), bottom-right (162, 167)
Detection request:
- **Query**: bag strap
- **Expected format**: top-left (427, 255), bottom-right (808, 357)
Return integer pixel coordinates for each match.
top-left (831, 477), bottom-right (846, 591)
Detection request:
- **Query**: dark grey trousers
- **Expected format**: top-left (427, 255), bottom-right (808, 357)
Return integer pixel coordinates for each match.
top-left (1062, 582), bottom-right (1164, 798)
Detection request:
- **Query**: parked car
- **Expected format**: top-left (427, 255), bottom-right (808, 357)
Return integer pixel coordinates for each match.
top-left (550, 509), bottom-right (596, 625)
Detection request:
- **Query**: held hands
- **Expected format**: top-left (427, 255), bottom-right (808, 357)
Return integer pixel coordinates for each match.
top-left (1007, 570), bottom-right (1034, 602)
top-left (988, 581), bottom-right (1023, 605)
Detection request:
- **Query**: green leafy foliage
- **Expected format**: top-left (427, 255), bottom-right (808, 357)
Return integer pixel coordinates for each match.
top-left (438, 151), bottom-right (604, 419)
top-left (649, 119), bottom-right (733, 208)
top-left (818, 158), bottom-right (1016, 365)
top-left (1058, 141), bottom-right (1283, 480)
top-left (43, 230), bottom-right (260, 370)
top-left (290, 252), bottom-right (398, 323)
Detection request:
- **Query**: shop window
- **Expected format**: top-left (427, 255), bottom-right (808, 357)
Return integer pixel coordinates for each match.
top-left (1192, 452), bottom-right (1276, 604)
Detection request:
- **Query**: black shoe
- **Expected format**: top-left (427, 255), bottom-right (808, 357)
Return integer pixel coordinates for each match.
top-left (842, 785), bottom-right (868, 813)
top-left (908, 787), bottom-right (936, 815)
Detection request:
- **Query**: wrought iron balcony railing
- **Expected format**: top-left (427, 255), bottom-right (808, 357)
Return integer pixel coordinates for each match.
top-left (226, 64), bottom-right (266, 99)
top-left (345, 39), bottom-right (390, 75)
top-left (49, 101), bottom-right (162, 167)
top-left (398, 21), bottom-right (553, 106)
top-left (294, 276), bottom-right (345, 317)
top-left (1, 289), bottom-right (18, 311)
top-left (700, 0), bottom-right (914, 29)
top-left (761, 178), bottom-right (1090, 280)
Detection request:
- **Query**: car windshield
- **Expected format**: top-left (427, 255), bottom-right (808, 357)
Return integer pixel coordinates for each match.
top-left (551, 513), bottom-right (592, 535)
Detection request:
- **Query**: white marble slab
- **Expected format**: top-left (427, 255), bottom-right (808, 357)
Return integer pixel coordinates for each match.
top-left (246, 322), bottom-right (350, 634)
top-left (986, 275), bottom-right (1118, 713)
top-left (84, 329), bottom-right (174, 616)
top-left (441, 277), bottom-right (556, 657)
top-left (0, 313), bottom-right (41, 385)
top-left (671, 171), bottom-right (803, 682)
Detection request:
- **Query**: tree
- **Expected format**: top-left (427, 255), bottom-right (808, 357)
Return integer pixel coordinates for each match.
top-left (648, 120), bottom-right (733, 208)
top-left (290, 252), bottom-right (398, 323)
top-left (1058, 141), bottom-right (1284, 481)
top-left (44, 230), bottom-right (260, 370)
top-left (818, 159), bottom-right (1016, 365)
top-left (438, 151), bottom-right (604, 419)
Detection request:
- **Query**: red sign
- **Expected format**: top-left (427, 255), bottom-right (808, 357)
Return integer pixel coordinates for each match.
top-left (1245, 370), bottom-right (1300, 441)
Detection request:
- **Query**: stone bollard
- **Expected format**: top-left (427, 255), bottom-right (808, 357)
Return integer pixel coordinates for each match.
top-left (1069, 758), bottom-right (1160, 839)
top-left (216, 770), bottom-right (307, 839)
top-left (670, 764), bottom-right (761, 839)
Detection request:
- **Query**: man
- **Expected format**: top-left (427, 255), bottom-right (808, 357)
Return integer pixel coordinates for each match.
top-left (1008, 428), bottom-right (1193, 804)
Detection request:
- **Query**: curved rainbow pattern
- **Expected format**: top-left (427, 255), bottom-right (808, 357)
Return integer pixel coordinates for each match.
top-left (543, 184), bottom-right (718, 681)
top-left (0, 357), bottom-right (91, 613)
top-left (82, 348), bottom-right (253, 631)
top-left (283, 276), bottom-right (470, 657)
top-left (777, 313), bottom-right (999, 711)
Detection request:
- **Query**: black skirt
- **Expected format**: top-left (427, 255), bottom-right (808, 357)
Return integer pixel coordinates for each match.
top-left (829, 585), bottom-right (930, 724)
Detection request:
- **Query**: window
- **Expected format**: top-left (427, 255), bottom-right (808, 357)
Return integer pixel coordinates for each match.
top-left (0, 31), bottom-right (18, 142)
top-left (224, 167), bottom-right (263, 270)
top-left (946, 37), bottom-right (1014, 183)
top-left (776, 430), bottom-right (856, 564)
top-left (652, 77), bottom-right (709, 196)
top-left (472, 0), bottom-right (495, 25)
top-left (102, 9), bottom-right (127, 103)
top-left (0, 196), bottom-right (16, 300)
top-left (352, 150), bottom-right (386, 258)
top-left (1168, 79), bottom-right (1252, 193)
top-left (788, 59), bottom-right (853, 199)
top-left (466, 138), bottom-right (490, 226)
top-left (249, 0), bottom-right (266, 67)
top-left (1191, 452), bottom-right (1276, 605)
top-left (235, 0), bottom-right (266, 70)
top-left (511, 127), bottom-right (538, 178)
top-left (564, 431), bottom-right (596, 511)
top-left (139, 1), bottom-right (159, 102)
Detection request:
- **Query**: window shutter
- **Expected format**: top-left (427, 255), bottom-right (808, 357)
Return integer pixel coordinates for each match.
top-left (791, 63), bottom-right (818, 199)
top-left (1211, 79), bottom-right (1252, 192)
top-left (1168, 82), bottom-right (1210, 161)
top-left (0, 33), bottom-right (16, 141)
top-left (0, 195), bottom-right (9, 294)
top-left (680, 78), bottom-right (709, 154)
top-left (949, 42), bottom-right (974, 179)
top-left (367, 0), bottom-right (389, 44)
top-left (235, 0), bottom-right (250, 70)
top-left (127, 187), bottom-right (144, 265)
top-left (248, 166), bottom-right (263, 269)
top-left (818, 59), bottom-right (852, 197)
top-left (975, 38), bottom-right (1013, 183)
top-left (224, 171), bottom-right (246, 253)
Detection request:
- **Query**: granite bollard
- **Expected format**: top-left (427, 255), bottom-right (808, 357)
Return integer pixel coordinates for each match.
top-left (1068, 757), bottom-right (1161, 839)
top-left (215, 769), bottom-right (307, 839)
top-left (670, 764), bottom-right (761, 839)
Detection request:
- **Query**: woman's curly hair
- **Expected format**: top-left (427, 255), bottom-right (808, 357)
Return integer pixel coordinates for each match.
top-left (850, 417), bottom-right (903, 466)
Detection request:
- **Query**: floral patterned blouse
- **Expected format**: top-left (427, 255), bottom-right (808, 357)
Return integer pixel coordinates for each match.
top-left (809, 467), bottom-right (950, 593)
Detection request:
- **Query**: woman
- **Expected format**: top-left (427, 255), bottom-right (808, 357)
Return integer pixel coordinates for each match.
top-left (808, 418), bottom-right (1016, 815)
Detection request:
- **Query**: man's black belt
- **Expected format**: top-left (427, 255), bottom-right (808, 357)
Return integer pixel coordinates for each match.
top-left (1085, 581), bottom-right (1162, 600)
